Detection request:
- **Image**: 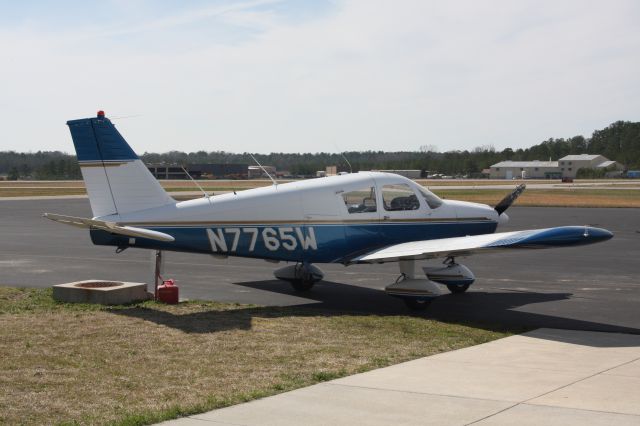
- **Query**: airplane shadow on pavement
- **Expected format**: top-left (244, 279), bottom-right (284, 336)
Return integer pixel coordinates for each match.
top-left (237, 279), bottom-right (640, 339)
top-left (113, 279), bottom-right (640, 345)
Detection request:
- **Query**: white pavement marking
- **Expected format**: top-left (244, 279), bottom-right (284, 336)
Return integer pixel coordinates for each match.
top-left (159, 328), bottom-right (640, 426)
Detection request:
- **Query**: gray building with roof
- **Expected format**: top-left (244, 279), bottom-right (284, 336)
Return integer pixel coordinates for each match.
top-left (558, 154), bottom-right (622, 178)
top-left (489, 160), bottom-right (560, 179)
top-left (490, 154), bottom-right (623, 179)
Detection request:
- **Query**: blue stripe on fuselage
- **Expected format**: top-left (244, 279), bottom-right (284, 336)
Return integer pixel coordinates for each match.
top-left (90, 221), bottom-right (498, 263)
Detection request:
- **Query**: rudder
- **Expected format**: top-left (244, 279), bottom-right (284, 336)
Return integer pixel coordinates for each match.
top-left (67, 111), bottom-right (175, 218)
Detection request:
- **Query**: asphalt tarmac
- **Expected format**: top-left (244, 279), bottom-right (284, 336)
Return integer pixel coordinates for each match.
top-left (1, 198), bottom-right (639, 333)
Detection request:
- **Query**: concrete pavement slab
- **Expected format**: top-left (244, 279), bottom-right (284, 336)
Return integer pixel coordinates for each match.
top-left (528, 373), bottom-right (640, 416)
top-left (425, 335), bottom-right (637, 374)
top-left (332, 358), bottom-right (586, 402)
top-left (190, 383), bottom-right (513, 426)
top-left (160, 329), bottom-right (640, 425)
top-left (474, 403), bottom-right (640, 426)
top-left (604, 359), bottom-right (640, 378)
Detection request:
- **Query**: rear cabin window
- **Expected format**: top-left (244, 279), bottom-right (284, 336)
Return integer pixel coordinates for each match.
top-left (382, 184), bottom-right (420, 211)
top-left (342, 187), bottom-right (377, 214)
top-left (418, 186), bottom-right (443, 209)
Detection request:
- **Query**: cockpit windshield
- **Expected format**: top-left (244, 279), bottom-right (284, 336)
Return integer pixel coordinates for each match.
top-left (417, 186), bottom-right (443, 209)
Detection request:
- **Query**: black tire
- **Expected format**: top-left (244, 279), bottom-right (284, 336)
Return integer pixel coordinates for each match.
top-left (403, 298), bottom-right (432, 311)
top-left (290, 279), bottom-right (315, 292)
top-left (446, 283), bottom-right (470, 294)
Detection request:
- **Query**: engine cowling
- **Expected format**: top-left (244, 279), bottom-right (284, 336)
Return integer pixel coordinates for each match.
top-left (422, 263), bottom-right (475, 287)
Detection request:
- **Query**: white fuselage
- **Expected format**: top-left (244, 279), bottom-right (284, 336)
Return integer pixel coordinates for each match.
top-left (91, 172), bottom-right (500, 263)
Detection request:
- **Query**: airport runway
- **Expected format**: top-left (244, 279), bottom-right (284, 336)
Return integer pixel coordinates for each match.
top-left (1, 198), bottom-right (639, 333)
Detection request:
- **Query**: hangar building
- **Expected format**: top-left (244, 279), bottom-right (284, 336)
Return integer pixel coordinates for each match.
top-left (558, 154), bottom-right (623, 178)
top-left (490, 155), bottom-right (623, 179)
top-left (147, 164), bottom-right (249, 179)
top-left (489, 161), bottom-right (560, 179)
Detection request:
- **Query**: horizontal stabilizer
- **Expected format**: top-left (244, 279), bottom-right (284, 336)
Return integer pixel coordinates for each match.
top-left (352, 226), bottom-right (613, 264)
top-left (43, 213), bottom-right (175, 242)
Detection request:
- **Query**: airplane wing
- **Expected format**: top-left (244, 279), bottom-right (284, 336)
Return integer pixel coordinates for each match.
top-left (351, 226), bottom-right (613, 264)
top-left (42, 213), bottom-right (175, 242)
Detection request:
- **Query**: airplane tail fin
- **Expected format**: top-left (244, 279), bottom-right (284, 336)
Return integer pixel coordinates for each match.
top-left (67, 111), bottom-right (175, 218)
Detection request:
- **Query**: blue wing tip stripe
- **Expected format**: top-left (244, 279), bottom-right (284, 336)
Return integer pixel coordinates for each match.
top-left (486, 226), bottom-right (613, 249)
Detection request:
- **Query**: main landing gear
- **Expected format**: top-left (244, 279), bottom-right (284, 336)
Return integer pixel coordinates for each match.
top-left (274, 263), bottom-right (324, 292)
top-left (385, 260), bottom-right (440, 311)
top-left (387, 257), bottom-right (477, 310)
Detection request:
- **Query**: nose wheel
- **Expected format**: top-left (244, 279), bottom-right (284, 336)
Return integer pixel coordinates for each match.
top-left (446, 283), bottom-right (470, 294)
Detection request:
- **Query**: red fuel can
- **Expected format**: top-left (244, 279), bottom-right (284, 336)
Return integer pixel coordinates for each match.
top-left (157, 279), bottom-right (179, 304)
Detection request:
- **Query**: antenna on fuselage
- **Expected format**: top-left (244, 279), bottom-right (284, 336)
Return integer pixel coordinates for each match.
top-left (333, 143), bottom-right (353, 174)
top-left (249, 153), bottom-right (277, 186)
top-left (181, 166), bottom-right (212, 203)
top-left (340, 152), bottom-right (353, 174)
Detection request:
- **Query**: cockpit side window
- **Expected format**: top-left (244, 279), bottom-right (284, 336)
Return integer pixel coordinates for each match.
top-left (381, 184), bottom-right (420, 211)
top-left (417, 186), bottom-right (443, 209)
top-left (342, 187), bottom-right (377, 214)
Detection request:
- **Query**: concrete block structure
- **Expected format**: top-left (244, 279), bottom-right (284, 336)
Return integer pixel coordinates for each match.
top-left (53, 280), bottom-right (149, 305)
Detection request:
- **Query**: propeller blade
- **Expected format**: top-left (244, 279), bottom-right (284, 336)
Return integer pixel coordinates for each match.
top-left (494, 184), bottom-right (526, 215)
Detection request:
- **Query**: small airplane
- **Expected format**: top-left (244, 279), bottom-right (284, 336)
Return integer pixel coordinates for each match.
top-left (44, 111), bottom-right (614, 310)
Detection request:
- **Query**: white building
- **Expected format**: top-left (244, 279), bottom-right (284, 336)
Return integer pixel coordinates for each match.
top-left (489, 161), bottom-right (560, 179)
top-left (558, 154), bottom-right (623, 178)
top-left (490, 155), bottom-right (623, 179)
top-left (595, 161), bottom-right (625, 177)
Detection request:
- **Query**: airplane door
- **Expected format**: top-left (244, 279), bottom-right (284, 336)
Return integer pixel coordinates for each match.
top-left (337, 179), bottom-right (381, 257)
top-left (375, 179), bottom-right (428, 245)
top-left (301, 186), bottom-right (346, 263)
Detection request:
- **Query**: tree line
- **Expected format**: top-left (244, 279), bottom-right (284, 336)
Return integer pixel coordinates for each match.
top-left (0, 151), bottom-right (81, 180)
top-left (1, 120), bottom-right (639, 180)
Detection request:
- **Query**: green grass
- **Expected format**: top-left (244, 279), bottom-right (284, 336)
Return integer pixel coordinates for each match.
top-left (0, 287), bottom-right (517, 425)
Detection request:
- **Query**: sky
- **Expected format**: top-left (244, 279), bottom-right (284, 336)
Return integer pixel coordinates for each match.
top-left (1, 0), bottom-right (639, 154)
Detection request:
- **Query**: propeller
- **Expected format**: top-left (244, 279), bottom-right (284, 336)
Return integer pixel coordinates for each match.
top-left (494, 184), bottom-right (526, 215)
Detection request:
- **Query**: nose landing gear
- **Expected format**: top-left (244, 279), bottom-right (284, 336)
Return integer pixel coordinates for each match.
top-left (423, 256), bottom-right (475, 295)
top-left (446, 283), bottom-right (471, 294)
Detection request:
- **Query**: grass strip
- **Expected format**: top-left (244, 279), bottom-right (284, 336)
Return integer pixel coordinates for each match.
top-left (0, 287), bottom-right (515, 425)
top-left (3, 182), bottom-right (639, 208)
top-left (432, 188), bottom-right (640, 208)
